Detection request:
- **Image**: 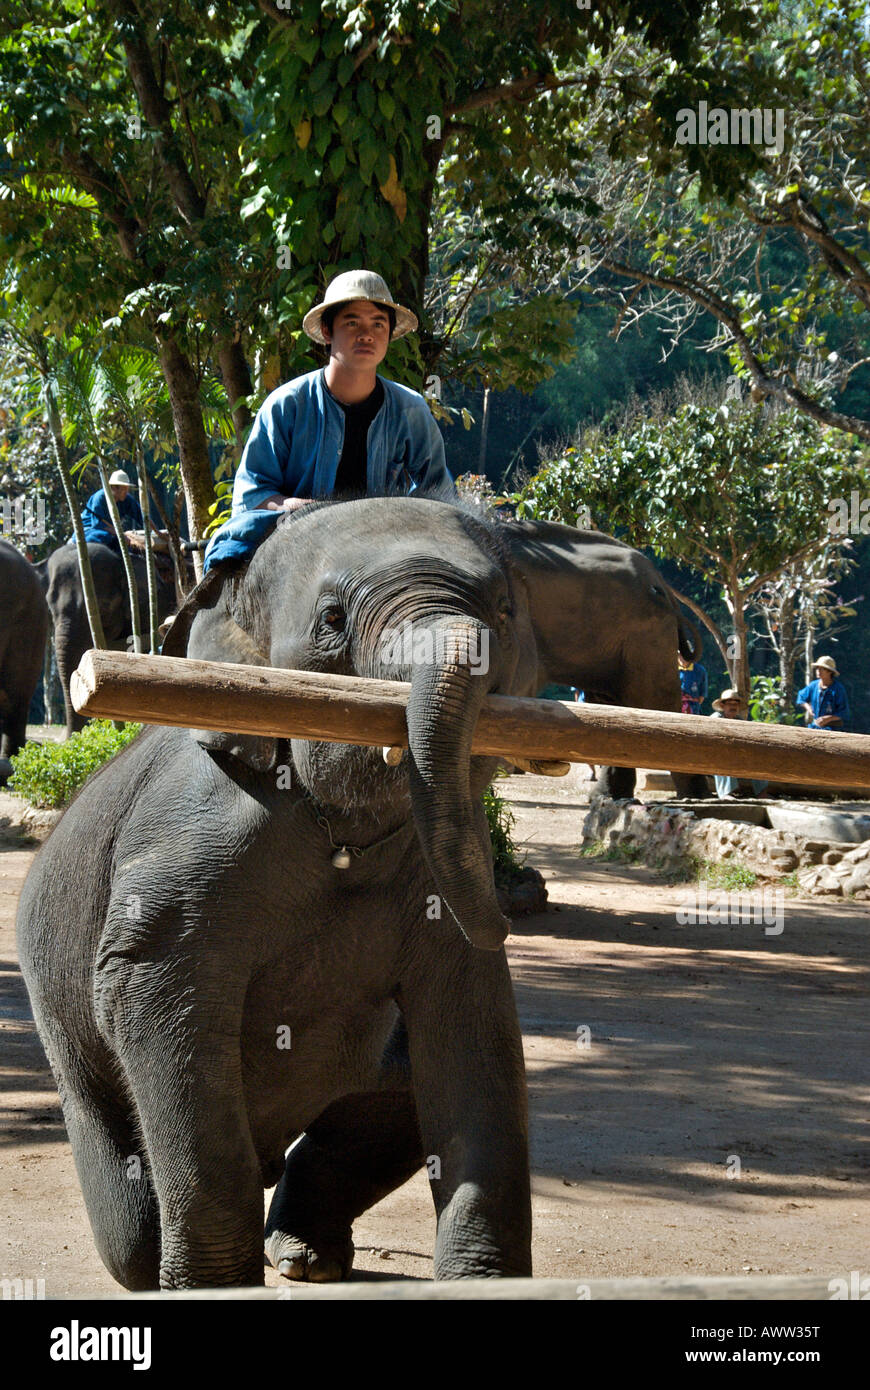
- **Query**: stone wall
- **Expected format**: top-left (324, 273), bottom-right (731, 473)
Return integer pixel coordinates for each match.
top-left (581, 798), bottom-right (870, 901)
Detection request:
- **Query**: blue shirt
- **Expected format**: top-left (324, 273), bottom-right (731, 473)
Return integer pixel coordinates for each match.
top-left (680, 663), bottom-right (708, 707)
top-left (796, 678), bottom-right (850, 730)
top-left (204, 368), bottom-right (456, 570)
top-left (80, 487), bottom-right (144, 551)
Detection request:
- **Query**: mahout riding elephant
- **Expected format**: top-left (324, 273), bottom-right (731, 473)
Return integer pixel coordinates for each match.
top-left (43, 541), bottom-right (176, 736)
top-left (0, 540), bottom-right (50, 783)
top-left (502, 519), bottom-right (708, 799)
top-left (17, 497), bottom-right (698, 1290)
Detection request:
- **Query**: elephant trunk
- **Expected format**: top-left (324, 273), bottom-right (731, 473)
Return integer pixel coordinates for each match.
top-left (406, 617), bottom-right (510, 952)
top-left (52, 616), bottom-right (88, 737)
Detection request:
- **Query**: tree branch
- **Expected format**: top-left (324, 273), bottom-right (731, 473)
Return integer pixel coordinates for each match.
top-left (597, 249), bottom-right (870, 440)
top-left (106, 0), bottom-right (206, 226)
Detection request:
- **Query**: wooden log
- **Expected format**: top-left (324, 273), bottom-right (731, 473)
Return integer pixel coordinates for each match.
top-left (70, 649), bottom-right (870, 791)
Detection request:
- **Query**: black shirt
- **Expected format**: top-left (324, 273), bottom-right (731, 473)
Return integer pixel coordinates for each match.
top-left (329, 378), bottom-right (385, 496)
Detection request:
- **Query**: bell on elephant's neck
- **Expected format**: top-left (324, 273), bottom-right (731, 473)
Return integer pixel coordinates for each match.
top-left (331, 848), bottom-right (352, 870)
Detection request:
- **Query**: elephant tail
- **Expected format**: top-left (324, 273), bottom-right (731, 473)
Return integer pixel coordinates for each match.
top-left (651, 581), bottom-right (703, 662)
top-left (677, 613), bottom-right (703, 663)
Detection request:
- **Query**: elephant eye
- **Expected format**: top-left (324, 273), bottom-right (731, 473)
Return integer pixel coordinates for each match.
top-left (320, 604), bottom-right (346, 632)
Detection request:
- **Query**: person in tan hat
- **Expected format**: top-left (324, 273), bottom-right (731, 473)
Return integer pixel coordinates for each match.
top-left (204, 270), bottom-right (455, 571)
top-left (80, 468), bottom-right (145, 554)
top-left (710, 688), bottom-right (769, 799)
top-left (796, 656), bottom-right (850, 730)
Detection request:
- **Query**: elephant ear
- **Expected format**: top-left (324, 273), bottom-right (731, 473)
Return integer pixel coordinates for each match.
top-left (161, 561), bottom-right (278, 771)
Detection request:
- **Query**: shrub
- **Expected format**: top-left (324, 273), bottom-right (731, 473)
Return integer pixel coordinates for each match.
top-left (693, 857), bottom-right (758, 891)
top-left (749, 674), bottom-right (803, 725)
top-left (483, 783), bottom-right (525, 882)
top-left (9, 721), bottom-right (142, 809)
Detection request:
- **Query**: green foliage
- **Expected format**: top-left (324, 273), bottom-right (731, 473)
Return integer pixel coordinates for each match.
top-left (9, 721), bottom-right (142, 808)
top-left (509, 403), bottom-right (867, 583)
top-left (748, 674), bottom-right (803, 724)
top-left (482, 782), bottom-right (524, 881)
top-left (695, 859), bottom-right (758, 891)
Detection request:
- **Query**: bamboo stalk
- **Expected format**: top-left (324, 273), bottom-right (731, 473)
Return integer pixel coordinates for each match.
top-left (70, 649), bottom-right (870, 791)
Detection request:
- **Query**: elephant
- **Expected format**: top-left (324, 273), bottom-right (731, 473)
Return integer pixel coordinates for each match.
top-left (43, 541), bottom-right (176, 736)
top-left (501, 519), bottom-right (707, 799)
top-left (0, 540), bottom-right (50, 784)
top-left (17, 497), bottom-right (700, 1290)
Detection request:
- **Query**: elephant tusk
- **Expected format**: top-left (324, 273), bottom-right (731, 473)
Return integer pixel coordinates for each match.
top-left (383, 745), bottom-right (404, 766)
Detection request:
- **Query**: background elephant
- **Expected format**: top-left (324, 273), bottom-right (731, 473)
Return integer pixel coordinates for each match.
top-left (18, 496), bottom-right (542, 1290)
top-left (44, 541), bottom-right (176, 735)
top-left (0, 540), bottom-right (50, 783)
top-left (502, 519), bottom-right (709, 799)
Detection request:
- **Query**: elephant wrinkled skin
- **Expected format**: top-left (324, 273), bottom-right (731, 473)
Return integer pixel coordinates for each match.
top-left (16, 497), bottom-right (695, 1289)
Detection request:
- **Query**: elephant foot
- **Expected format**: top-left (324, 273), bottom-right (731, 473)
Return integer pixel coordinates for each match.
top-left (266, 1229), bottom-right (354, 1283)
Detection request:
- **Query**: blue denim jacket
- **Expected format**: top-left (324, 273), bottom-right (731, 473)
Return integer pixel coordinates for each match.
top-left (80, 488), bottom-right (144, 553)
top-left (204, 368), bottom-right (455, 569)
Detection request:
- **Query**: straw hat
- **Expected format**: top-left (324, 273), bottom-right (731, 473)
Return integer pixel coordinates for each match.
top-left (108, 470), bottom-right (132, 487)
top-left (712, 688), bottom-right (747, 712)
top-left (302, 270), bottom-right (418, 344)
top-left (812, 655), bottom-right (839, 677)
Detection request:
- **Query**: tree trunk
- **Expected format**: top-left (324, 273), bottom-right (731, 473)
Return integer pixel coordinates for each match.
top-left (479, 385), bottom-right (491, 473)
top-left (724, 571), bottom-right (750, 704)
top-left (42, 380), bottom-right (106, 650)
top-left (217, 337), bottom-right (254, 458)
top-left (146, 477), bottom-right (190, 606)
top-left (135, 439), bottom-right (160, 653)
top-left (157, 333), bottom-right (213, 581)
top-left (804, 625), bottom-right (815, 686)
top-left (779, 589), bottom-right (798, 712)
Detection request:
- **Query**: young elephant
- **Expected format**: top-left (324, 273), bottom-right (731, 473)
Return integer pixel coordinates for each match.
top-left (17, 497), bottom-right (540, 1289)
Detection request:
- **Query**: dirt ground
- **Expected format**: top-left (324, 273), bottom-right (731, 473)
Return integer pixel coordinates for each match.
top-left (1, 776), bottom-right (868, 1294)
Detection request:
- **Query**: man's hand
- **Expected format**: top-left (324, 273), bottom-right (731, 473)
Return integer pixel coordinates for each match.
top-left (259, 494), bottom-right (310, 512)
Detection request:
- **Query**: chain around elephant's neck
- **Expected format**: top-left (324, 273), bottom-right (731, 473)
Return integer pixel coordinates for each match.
top-left (305, 796), bottom-right (412, 869)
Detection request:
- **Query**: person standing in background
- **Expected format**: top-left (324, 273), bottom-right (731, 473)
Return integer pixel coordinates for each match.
top-left (678, 651), bottom-right (708, 715)
top-left (796, 656), bottom-right (850, 731)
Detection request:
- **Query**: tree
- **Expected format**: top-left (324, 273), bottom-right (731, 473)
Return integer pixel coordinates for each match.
top-left (0, 0), bottom-right (758, 558)
top-left (542, 0), bottom-right (870, 440)
top-left (751, 538), bottom-right (860, 708)
top-left (509, 396), bottom-right (868, 702)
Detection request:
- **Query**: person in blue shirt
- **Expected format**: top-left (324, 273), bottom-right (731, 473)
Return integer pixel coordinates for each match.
top-left (80, 470), bottom-right (144, 553)
top-left (678, 652), bottom-right (708, 714)
top-left (796, 656), bottom-right (850, 730)
top-left (204, 269), bottom-right (456, 572)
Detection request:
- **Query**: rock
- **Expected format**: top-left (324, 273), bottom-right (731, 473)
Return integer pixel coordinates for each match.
top-left (21, 805), bottom-right (64, 837)
top-left (497, 865), bottom-right (548, 916)
top-left (841, 862), bottom-right (870, 898)
top-left (766, 805), bottom-right (870, 845)
top-left (822, 850), bottom-right (844, 865)
top-left (798, 866), bottom-right (843, 895)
